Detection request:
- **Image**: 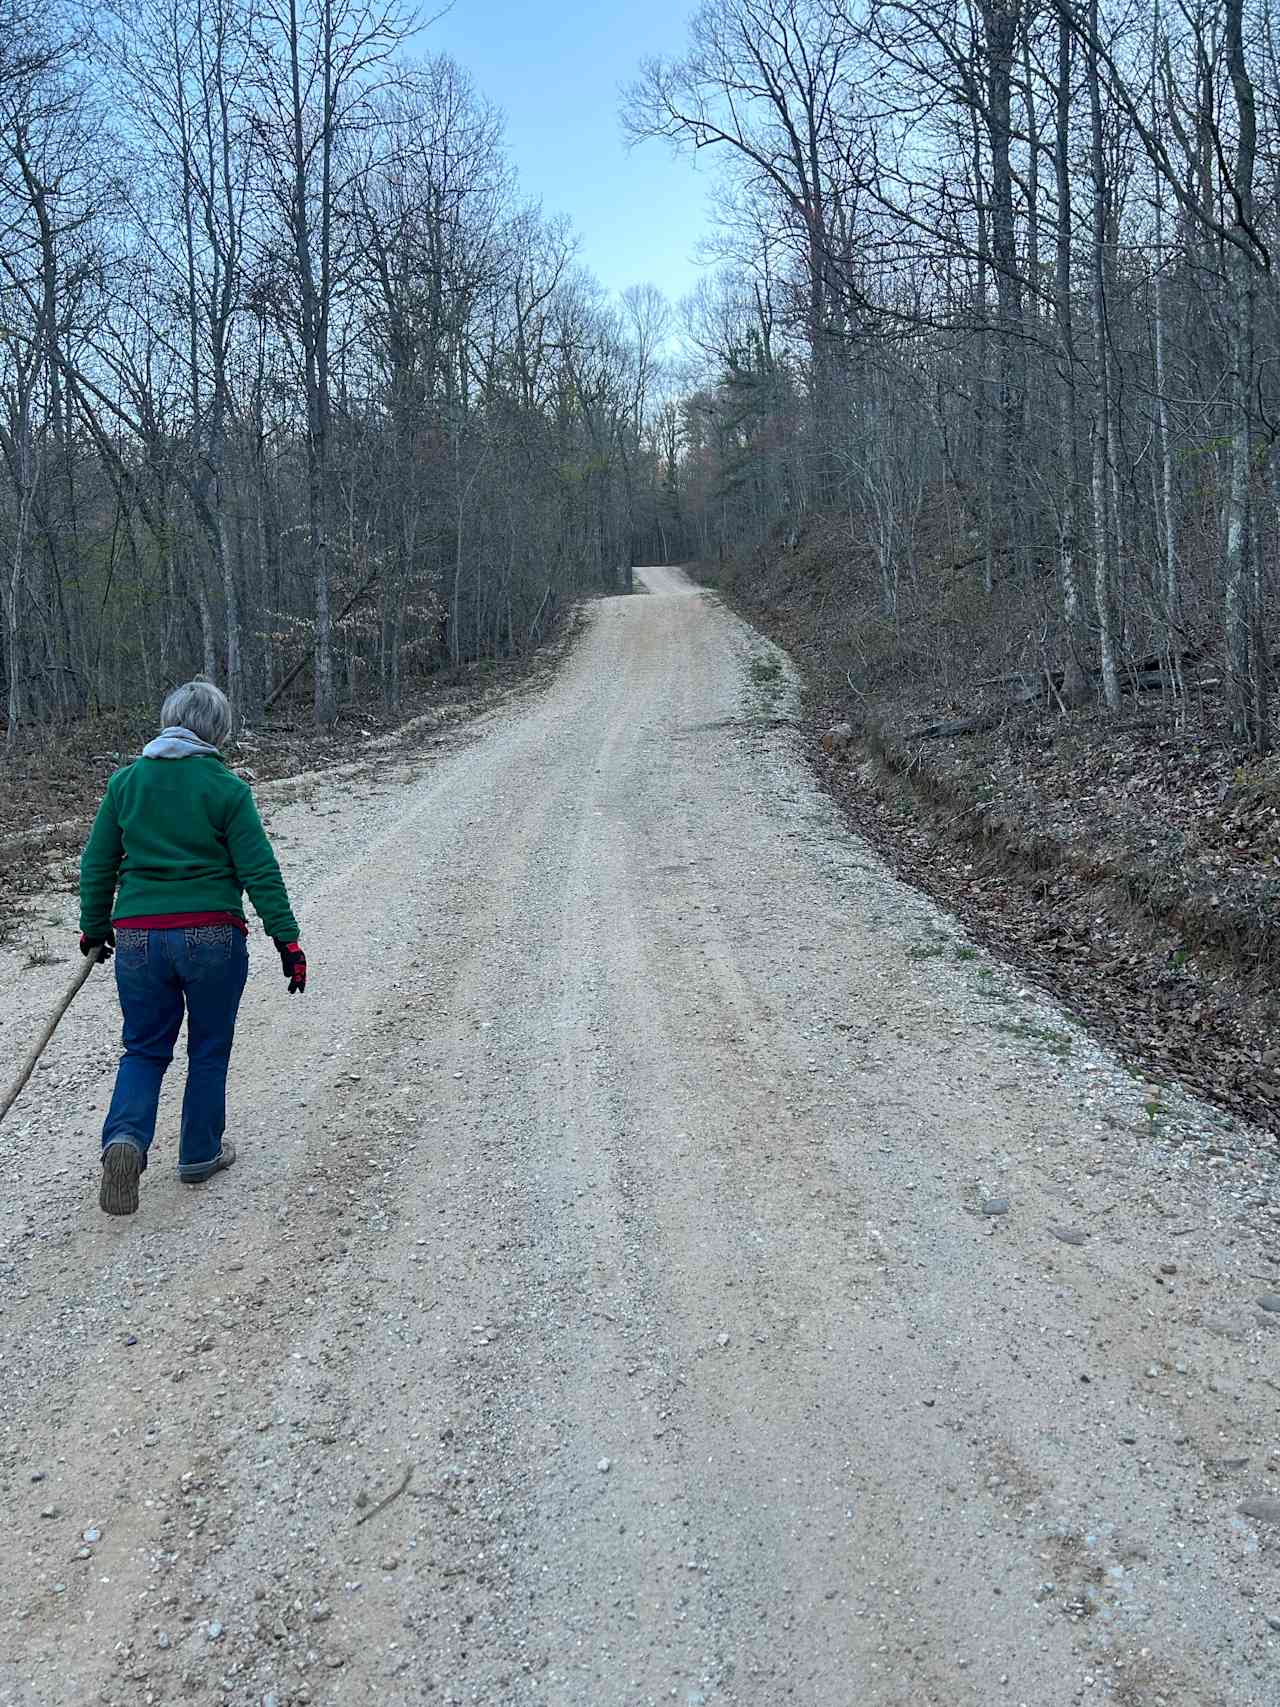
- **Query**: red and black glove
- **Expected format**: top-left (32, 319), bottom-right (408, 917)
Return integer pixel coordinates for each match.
top-left (273, 939), bottom-right (306, 994)
top-left (79, 929), bottom-right (115, 962)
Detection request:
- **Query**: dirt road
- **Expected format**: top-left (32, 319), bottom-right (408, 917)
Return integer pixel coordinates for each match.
top-left (2, 567), bottom-right (1278, 1707)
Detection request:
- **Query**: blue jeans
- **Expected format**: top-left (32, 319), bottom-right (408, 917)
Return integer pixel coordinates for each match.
top-left (102, 926), bottom-right (249, 1179)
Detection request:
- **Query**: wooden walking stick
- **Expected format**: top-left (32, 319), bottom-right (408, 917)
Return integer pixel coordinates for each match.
top-left (0, 954), bottom-right (100, 1126)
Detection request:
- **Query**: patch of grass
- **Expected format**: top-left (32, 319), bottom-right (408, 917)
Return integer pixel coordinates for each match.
top-left (1139, 1080), bottom-right (1165, 1131)
top-left (907, 928), bottom-right (952, 961)
top-left (23, 937), bottom-right (61, 969)
top-left (989, 1016), bottom-right (1073, 1058)
top-left (748, 655), bottom-right (783, 685)
top-left (953, 944), bottom-right (980, 962)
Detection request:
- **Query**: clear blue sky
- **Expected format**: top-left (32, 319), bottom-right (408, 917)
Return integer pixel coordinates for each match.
top-left (422, 0), bottom-right (713, 310)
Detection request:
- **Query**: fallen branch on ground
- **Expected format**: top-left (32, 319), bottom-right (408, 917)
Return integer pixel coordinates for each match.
top-left (903, 648), bottom-right (1207, 739)
top-left (354, 1462), bottom-right (413, 1525)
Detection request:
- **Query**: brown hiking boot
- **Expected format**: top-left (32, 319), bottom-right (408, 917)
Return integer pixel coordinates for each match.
top-left (100, 1142), bottom-right (141, 1216)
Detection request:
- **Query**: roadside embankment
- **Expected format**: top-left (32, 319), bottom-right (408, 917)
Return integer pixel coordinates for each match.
top-left (692, 547), bottom-right (1280, 1137)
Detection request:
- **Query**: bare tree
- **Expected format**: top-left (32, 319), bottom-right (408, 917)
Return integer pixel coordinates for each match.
top-left (354, 58), bottom-right (506, 701)
top-left (1053, 0), bottom-right (1086, 701)
top-left (253, 0), bottom-right (410, 724)
top-left (1221, 0), bottom-right (1263, 745)
top-left (96, 0), bottom-right (261, 716)
top-left (626, 0), bottom-right (867, 498)
top-left (0, 13), bottom-right (97, 740)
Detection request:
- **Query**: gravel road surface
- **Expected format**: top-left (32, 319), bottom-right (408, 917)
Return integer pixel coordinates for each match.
top-left (2, 567), bottom-right (1278, 1707)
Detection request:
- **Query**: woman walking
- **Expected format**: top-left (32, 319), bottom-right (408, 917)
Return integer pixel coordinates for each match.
top-left (79, 680), bottom-right (306, 1216)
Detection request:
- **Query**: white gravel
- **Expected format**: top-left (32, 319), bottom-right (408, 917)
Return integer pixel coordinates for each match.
top-left (1, 564), bottom-right (1278, 1706)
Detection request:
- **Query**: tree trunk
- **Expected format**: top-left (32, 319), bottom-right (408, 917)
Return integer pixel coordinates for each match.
top-left (1150, 9), bottom-right (1179, 650)
top-left (1223, 0), bottom-right (1263, 748)
top-left (1055, 3), bottom-right (1086, 703)
top-left (196, 565), bottom-right (216, 680)
top-left (1087, 0), bottom-right (1120, 710)
top-left (970, 104), bottom-right (995, 595)
top-left (980, 0), bottom-right (1023, 549)
top-left (1153, 250), bottom-right (1178, 641)
top-left (221, 512), bottom-right (242, 724)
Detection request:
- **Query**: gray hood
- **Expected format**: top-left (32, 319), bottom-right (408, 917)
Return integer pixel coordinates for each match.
top-left (141, 725), bottom-right (222, 760)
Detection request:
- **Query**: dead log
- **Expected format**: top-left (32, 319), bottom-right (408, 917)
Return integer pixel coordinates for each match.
top-left (906, 709), bottom-right (1009, 739)
top-left (903, 645), bottom-right (1207, 740)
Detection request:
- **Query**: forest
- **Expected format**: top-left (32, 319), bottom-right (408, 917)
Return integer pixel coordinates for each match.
top-left (0, 0), bottom-right (672, 737)
top-left (641, 0), bottom-right (1280, 754)
top-left (3, 0), bottom-right (1280, 752)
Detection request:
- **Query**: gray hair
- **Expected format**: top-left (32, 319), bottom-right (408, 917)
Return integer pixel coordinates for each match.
top-left (160, 679), bottom-right (233, 748)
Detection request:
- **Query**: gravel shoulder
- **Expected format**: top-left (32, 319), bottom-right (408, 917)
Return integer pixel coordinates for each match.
top-left (1, 566), bottom-right (1278, 1707)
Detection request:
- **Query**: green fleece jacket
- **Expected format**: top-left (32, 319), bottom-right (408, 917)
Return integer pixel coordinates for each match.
top-left (79, 754), bottom-right (299, 941)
